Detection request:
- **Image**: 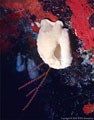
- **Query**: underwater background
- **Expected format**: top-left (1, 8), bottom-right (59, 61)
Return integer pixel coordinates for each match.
top-left (1, 0), bottom-right (94, 120)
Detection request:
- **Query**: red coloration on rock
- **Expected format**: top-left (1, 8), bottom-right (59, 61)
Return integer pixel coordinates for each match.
top-left (32, 23), bottom-right (39, 33)
top-left (0, 12), bottom-right (22, 52)
top-left (83, 102), bottom-right (94, 115)
top-left (1, 0), bottom-right (27, 17)
top-left (66, 0), bottom-right (94, 50)
top-left (1, 0), bottom-right (57, 22)
top-left (90, 56), bottom-right (94, 63)
top-left (1, 0), bottom-right (57, 49)
top-left (7, 13), bottom-right (22, 23)
top-left (23, 0), bottom-right (57, 22)
top-left (31, 19), bottom-right (42, 33)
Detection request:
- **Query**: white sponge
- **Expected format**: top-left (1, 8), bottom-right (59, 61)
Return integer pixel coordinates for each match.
top-left (37, 19), bottom-right (72, 69)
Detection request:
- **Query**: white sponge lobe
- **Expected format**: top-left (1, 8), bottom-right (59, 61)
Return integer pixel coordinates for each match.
top-left (37, 19), bottom-right (72, 69)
